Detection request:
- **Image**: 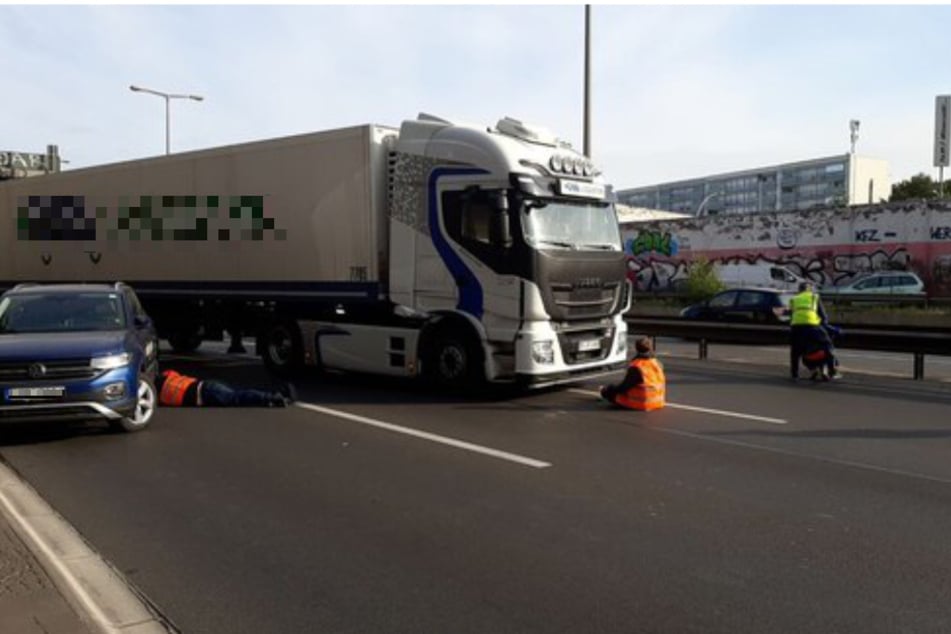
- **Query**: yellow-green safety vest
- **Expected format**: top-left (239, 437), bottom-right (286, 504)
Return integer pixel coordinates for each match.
top-left (789, 291), bottom-right (821, 326)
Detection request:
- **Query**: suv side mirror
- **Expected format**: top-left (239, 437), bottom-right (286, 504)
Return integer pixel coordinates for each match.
top-left (134, 315), bottom-right (152, 329)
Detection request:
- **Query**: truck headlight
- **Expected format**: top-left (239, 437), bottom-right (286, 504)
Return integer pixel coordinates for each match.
top-left (90, 353), bottom-right (131, 371)
top-left (531, 340), bottom-right (555, 365)
top-left (615, 334), bottom-right (627, 357)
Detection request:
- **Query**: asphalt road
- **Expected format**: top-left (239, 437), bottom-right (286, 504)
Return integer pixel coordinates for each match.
top-left (3, 345), bottom-right (951, 633)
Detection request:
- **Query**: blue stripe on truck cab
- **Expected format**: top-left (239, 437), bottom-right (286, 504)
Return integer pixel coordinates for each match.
top-left (427, 167), bottom-right (489, 319)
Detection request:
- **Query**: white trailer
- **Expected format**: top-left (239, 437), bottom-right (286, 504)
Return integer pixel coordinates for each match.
top-left (0, 114), bottom-right (631, 388)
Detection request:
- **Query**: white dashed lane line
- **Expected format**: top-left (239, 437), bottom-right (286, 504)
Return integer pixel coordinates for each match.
top-left (294, 401), bottom-right (553, 469)
top-left (569, 389), bottom-right (789, 425)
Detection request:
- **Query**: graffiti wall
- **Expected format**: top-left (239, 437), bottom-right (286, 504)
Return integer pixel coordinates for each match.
top-left (621, 200), bottom-right (951, 296)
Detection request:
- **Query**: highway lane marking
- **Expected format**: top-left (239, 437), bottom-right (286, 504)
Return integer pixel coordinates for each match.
top-left (294, 402), bottom-right (552, 469)
top-left (569, 389), bottom-right (788, 425)
top-left (656, 426), bottom-right (951, 487)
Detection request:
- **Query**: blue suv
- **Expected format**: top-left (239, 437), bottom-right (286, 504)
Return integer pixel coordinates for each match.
top-left (0, 283), bottom-right (159, 432)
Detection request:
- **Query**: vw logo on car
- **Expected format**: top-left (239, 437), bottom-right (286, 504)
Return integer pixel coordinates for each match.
top-left (28, 362), bottom-right (47, 379)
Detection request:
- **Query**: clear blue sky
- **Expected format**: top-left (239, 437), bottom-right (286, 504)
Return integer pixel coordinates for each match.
top-left (2, 4), bottom-right (949, 188)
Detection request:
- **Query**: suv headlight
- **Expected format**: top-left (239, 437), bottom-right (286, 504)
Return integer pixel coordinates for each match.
top-left (90, 353), bottom-right (131, 371)
top-left (531, 340), bottom-right (555, 365)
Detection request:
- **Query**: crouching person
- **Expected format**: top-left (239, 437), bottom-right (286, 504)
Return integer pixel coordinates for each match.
top-left (600, 337), bottom-right (666, 411)
top-left (157, 369), bottom-right (293, 408)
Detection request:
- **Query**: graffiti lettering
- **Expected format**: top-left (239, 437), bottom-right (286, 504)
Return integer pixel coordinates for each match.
top-left (626, 256), bottom-right (689, 291)
top-left (931, 226), bottom-right (951, 241)
top-left (855, 229), bottom-right (880, 243)
top-left (627, 231), bottom-right (679, 257)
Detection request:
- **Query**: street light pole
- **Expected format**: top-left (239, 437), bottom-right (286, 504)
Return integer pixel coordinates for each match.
top-left (696, 192), bottom-right (720, 217)
top-left (129, 84), bottom-right (204, 155)
top-left (583, 4), bottom-right (591, 158)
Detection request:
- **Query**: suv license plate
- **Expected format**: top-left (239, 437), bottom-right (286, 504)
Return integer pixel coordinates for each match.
top-left (7, 387), bottom-right (66, 399)
top-left (578, 339), bottom-right (601, 352)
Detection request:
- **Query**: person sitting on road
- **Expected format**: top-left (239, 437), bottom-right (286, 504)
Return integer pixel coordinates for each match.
top-left (600, 337), bottom-right (666, 411)
top-left (156, 369), bottom-right (295, 408)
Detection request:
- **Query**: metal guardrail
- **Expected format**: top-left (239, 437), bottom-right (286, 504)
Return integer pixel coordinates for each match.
top-left (625, 316), bottom-right (951, 381)
top-left (632, 291), bottom-right (951, 307)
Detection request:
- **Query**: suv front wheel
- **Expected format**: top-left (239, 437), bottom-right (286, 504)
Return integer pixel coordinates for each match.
top-left (110, 377), bottom-right (156, 432)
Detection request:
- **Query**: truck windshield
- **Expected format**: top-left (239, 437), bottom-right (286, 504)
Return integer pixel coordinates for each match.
top-left (0, 293), bottom-right (126, 334)
top-left (521, 200), bottom-right (621, 251)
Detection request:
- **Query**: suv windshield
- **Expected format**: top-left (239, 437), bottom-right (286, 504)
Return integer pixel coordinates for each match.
top-left (522, 200), bottom-right (621, 251)
top-left (0, 293), bottom-right (126, 333)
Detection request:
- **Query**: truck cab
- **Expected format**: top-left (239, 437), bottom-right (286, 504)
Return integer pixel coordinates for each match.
top-left (385, 115), bottom-right (630, 387)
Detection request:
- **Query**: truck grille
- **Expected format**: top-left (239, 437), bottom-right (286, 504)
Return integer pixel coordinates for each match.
top-left (0, 359), bottom-right (97, 382)
top-left (551, 282), bottom-right (620, 319)
top-left (555, 325), bottom-right (615, 365)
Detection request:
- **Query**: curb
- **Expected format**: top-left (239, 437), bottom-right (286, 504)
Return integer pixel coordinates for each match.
top-left (0, 460), bottom-right (175, 634)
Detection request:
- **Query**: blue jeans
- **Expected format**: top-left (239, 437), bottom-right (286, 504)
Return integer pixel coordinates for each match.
top-left (200, 380), bottom-right (279, 407)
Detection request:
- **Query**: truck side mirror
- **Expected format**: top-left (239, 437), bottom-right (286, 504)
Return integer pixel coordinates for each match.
top-left (492, 211), bottom-right (512, 248)
top-left (490, 191), bottom-right (512, 248)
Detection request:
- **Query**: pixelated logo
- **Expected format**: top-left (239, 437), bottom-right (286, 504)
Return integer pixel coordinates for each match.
top-left (16, 195), bottom-right (286, 242)
top-left (17, 195), bottom-right (96, 241)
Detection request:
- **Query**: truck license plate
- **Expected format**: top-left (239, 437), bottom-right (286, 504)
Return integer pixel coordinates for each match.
top-left (577, 339), bottom-right (601, 352)
top-left (6, 387), bottom-right (66, 399)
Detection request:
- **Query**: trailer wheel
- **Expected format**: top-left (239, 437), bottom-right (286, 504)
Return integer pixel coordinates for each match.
top-left (424, 331), bottom-right (484, 392)
top-left (262, 322), bottom-right (303, 376)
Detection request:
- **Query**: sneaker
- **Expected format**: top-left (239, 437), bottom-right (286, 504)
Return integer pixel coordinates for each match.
top-left (279, 382), bottom-right (298, 404)
top-left (829, 371), bottom-right (843, 380)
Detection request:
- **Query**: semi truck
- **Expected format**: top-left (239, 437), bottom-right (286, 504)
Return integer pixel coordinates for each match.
top-left (0, 113), bottom-right (631, 389)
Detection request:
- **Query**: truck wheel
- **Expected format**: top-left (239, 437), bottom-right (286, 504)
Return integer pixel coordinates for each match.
top-left (110, 377), bottom-right (156, 433)
top-left (168, 330), bottom-right (203, 353)
top-left (425, 333), bottom-right (484, 392)
top-left (262, 322), bottom-right (303, 376)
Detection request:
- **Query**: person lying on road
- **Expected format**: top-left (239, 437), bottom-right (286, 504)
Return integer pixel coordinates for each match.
top-left (156, 369), bottom-right (295, 408)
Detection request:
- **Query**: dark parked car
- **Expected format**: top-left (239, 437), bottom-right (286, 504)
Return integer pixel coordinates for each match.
top-left (680, 288), bottom-right (794, 324)
top-left (0, 283), bottom-right (159, 432)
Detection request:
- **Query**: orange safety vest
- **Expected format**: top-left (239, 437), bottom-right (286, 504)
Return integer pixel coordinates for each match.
top-left (159, 370), bottom-right (198, 406)
top-left (614, 357), bottom-right (666, 411)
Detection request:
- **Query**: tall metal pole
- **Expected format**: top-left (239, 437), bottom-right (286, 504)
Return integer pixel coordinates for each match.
top-left (583, 4), bottom-right (591, 158)
top-left (164, 95), bottom-right (171, 155)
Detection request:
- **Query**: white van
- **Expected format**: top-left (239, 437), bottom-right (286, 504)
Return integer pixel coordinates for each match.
top-left (714, 263), bottom-right (811, 291)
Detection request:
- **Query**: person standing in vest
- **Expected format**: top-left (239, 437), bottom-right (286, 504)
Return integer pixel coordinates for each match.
top-left (600, 337), bottom-right (666, 410)
top-left (788, 281), bottom-right (839, 380)
top-left (156, 370), bottom-right (295, 408)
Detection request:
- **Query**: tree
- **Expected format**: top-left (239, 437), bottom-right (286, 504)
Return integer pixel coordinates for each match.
top-left (890, 173), bottom-right (951, 201)
top-left (684, 258), bottom-right (724, 303)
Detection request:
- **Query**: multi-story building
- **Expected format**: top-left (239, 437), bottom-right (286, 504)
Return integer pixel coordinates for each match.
top-left (0, 145), bottom-right (62, 180)
top-left (618, 154), bottom-right (890, 216)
